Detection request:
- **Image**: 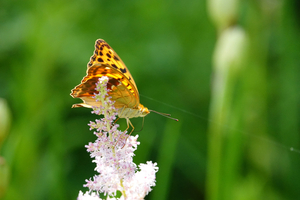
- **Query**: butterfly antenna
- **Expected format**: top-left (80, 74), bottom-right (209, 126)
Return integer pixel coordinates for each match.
top-left (149, 110), bottom-right (179, 121)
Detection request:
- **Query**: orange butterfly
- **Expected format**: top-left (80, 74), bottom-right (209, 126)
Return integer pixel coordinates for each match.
top-left (71, 39), bottom-right (177, 131)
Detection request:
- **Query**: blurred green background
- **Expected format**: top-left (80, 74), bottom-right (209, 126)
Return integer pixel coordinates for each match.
top-left (1, 0), bottom-right (300, 199)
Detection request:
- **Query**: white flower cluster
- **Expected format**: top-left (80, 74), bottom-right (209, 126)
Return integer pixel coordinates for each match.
top-left (78, 77), bottom-right (158, 200)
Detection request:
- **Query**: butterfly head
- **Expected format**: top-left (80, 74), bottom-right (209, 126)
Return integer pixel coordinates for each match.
top-left (138, 104), bottom-right (150, 117)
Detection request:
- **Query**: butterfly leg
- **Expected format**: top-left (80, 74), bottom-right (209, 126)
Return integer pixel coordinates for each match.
top-left (126, 118), bottom-right (135, 136)
top-left (132, 117), bottom-right (144, 133)
top-left (114, 118), bottom-right (135, 148)
top-left (120, 119), bottom-right (135, 148)
top-left (116, 107), bottom-right (133, 133)
top-left (113, 117), bottom-right (120, 126)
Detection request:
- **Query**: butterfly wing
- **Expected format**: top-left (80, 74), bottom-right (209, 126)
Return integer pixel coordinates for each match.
top-left (71, 39), bottom-right (140, 109)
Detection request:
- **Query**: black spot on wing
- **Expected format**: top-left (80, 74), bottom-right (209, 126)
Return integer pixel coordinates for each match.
top-left (114, 56), bottom-right (120, 61)
top-left (111, 64), bottom-right (118, 69)
top-left (120, 68), bottom-right (127, 73)
top-left (97, 57), bottom-right (104, 62)
top-left (106, 53), bottom-right (111, 58)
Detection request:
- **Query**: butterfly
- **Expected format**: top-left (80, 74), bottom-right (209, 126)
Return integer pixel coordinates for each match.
top-left (71, 39), bottom-right (177, 132)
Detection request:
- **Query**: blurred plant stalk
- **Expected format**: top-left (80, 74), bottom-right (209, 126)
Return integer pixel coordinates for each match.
top-left (206, 0), bottom-right (248, 199)
top-left (0, 99), bottom-right (11, 198)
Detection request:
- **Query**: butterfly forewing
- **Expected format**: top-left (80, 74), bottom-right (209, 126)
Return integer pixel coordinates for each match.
top-left (90, 40), bottom-right (138, 88)
top-left (71, 39), bottom-right (140, 109)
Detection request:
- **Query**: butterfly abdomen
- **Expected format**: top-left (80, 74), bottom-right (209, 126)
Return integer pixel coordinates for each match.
top-left (118, 104), bottom-right (150, 119)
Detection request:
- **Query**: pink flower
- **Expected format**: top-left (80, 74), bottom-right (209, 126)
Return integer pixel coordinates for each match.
top-left (78, 77), bottom-right (158, 200)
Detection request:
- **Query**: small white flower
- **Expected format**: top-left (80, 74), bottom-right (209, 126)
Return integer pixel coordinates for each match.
top-left (77, 191), bottom-right (102, 200)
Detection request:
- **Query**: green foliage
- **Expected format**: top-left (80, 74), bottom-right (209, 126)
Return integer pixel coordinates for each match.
top-left (0, 0), bottom-right (300, 199)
